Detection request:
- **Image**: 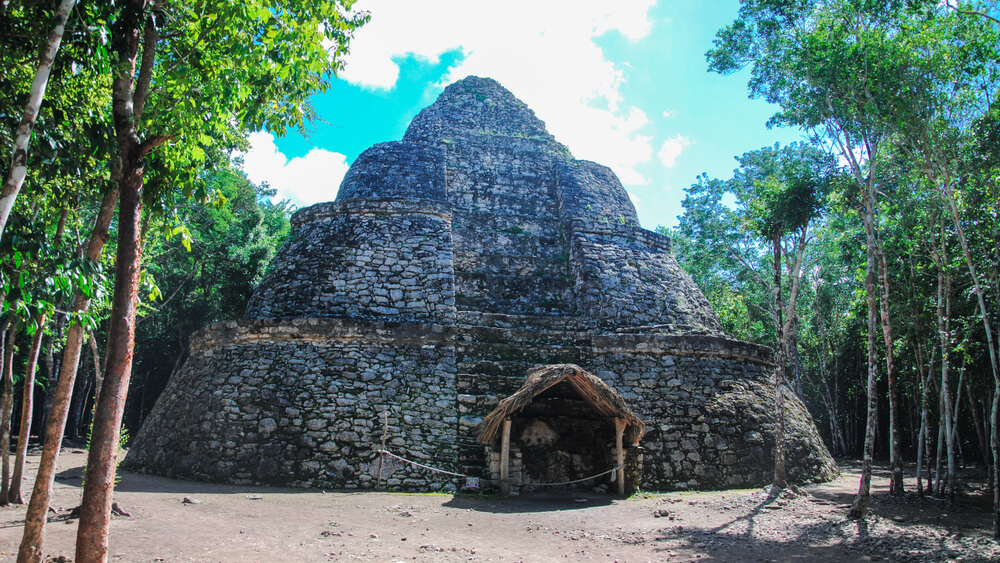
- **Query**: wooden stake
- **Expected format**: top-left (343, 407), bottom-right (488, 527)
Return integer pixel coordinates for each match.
top-left (500, 419), bottom-right (512, 496)
top-left (377, 411), bottom-right (388, 490)
top-left (615, 418), bottom-right (626, 496)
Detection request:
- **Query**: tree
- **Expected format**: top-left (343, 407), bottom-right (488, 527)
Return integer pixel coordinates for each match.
top-left (706, 0), bottom-right (962, 516)
top-left (730, 142), bottom-right (833, 487)
top-left (63, 2), bottom-right (367, 561)
top-left (670, 175), bottom-right (773, 344)
top-left (9, 313), bottom-right (45, 504)
top-left (671, 142), bottom-right (836, 486)
top-left (0, 0), bottom-right (79, 238)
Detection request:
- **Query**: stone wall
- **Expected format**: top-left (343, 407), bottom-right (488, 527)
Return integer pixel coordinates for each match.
top-left (453, 326), bottom-right (836, 489)
top-left (588, 336), bottom-right (837, 488)
top-left (557, 160), bottom-right (641, 231)
top-left (446, 135), bottom-right (574, 316)
top-left (564, 227), bottom-right (724, 332)
top-left (245, 200), bottom-right (456, 323)
top-left (126, 318), bottom-right (835, 491)
top-left (125, 319), bottom-right (460, 490)
top-left (336, 142), bottom-right (447, 202)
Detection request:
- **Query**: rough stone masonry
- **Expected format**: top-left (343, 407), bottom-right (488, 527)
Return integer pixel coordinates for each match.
top-left (125, 76), bottom-right (837, 492)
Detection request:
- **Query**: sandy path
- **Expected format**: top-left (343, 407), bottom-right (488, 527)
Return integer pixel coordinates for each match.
top-left (0, 451), bottom-right (996, 562)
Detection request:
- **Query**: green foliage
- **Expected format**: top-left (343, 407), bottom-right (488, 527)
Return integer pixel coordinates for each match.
top-left (731, 142), bottom-right (834, 241)
top-left (136, 0), bottom-right (369, 210)
top-left (701, 0), bottom-right (1000, 466)
top-left (665, 174), bottom-right (773, 344)
top-left (126, 168), bottom-right (291, 429)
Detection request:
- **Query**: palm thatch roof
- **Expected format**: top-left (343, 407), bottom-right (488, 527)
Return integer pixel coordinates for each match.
top-left (476, 364), bottom-right (645, 446)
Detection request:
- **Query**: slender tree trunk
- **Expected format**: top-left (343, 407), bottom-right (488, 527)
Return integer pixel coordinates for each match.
top-left (17, 184), bottom-right (119, 563)
top-left (874, 240), bottom-right (903, 494)
top-left (76, 3), bottom-right (149, 560)
top-left (39, 313), bottom-right (66, 448)
top-left (788, 315), bottom-right (804, 400)
top-left (940, 281), bottom-right (956, 501)
top-left (9, 316), bottom-right (46, 504)
top-left (815, 309), bottom-right (846, 455)
top-left (992, 390), bottom-right (1000, 538)
top-left (967, 378), bottom-right (988, 468)
top-left (0, 0), bottom-right (79, 239)
top-left (936, 177), bottom-right (1000, 536)
top-left (68, 338), bottom-right (96, 440)
top-left (92, 333), bottom-right (106, 406)
top-left (947, 366), bottom-right (963, 503)
top-left (770, 233), bottom-right (787, 489)
top-left (77, 162), bottom-right (143, 563)
top-left (0, 322), bottom-right (19, 505)
top-left (916, 341), bottom-right (932, 498)
top-left (935, 392), bottom-right (946, 497)
top-left (849, 192), bottom-right (880, 519)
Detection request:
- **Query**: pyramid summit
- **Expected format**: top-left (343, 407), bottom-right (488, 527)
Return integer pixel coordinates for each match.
top-left (126, 77), bottom-right (835, 493)
top-left (402, 76), bottom-right (566, 152)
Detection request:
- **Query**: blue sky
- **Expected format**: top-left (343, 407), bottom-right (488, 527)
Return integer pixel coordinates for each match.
top-left (242, 0), bottom-right (807, 230)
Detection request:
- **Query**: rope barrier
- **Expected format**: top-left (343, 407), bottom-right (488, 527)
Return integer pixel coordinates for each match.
top-left (375, 449), bottom-right (622, 488)
top-left (377, 449), bottom-right (467, 478)
top-left (524, 465), bottom-right (622, 487)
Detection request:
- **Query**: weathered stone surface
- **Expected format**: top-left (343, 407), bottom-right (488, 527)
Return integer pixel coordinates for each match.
top-left (126, 76), bottom-right (836, 492)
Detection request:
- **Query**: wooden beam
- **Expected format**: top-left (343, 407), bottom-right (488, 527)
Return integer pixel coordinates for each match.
top-left (615, 417), bottom-right (626, 496)
top-left (500, 418), bottom-right (512, 496)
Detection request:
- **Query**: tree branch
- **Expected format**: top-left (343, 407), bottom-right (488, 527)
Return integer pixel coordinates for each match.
top-left (133, 15), bottom-right (159, 125)
top-left (945, 1), bottom-right (1000, 25)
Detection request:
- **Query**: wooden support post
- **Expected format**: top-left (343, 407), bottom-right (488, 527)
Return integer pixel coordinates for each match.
top-left (500, 418), bottom-right (512, 496)
top-left (615, 417), bottom-right (626, 496)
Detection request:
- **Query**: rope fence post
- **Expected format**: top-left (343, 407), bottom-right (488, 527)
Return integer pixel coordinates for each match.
top-left (377, 411), bottom-right (388, 490)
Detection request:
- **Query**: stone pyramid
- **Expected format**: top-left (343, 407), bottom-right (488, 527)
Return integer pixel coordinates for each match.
top-left (125, 77), bottom-right (836, 492)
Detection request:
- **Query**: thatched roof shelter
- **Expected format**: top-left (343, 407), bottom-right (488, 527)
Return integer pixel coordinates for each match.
top-left (477, 364), bottom-right (645, 446)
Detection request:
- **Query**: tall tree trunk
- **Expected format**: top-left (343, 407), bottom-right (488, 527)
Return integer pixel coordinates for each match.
top-left (788, 315), bottom-right (805, 400)
top-left (76, 157), bottom-right (143, 563)
top-left (76, 3), bottom-right (149, 561)
top-left (967, 378), bottom-right (989, 468)
top-left (39, 313), bottom-right (66, 448)
top-left (916, 341), bottom-right (933, 498)
top-left (0, 0), bottom-right (79, 239)
top-left (17, 184), bottom-right (119, 563)
top-left (68, 336), bottom-right (97, 440)
top-left (770, 232), bottom-right (787, 489)
top-left (0, 322), bottom-right (19, 505)
top-left (849, 192), bottom-right (880, 519)
top-left (936, 177), bottom-right (1000, 536)
top-left (874, 239), bottom-right (904, 494)
top-left (948, 366), bottom-right (964, 503)
top-left (935, 392), bottom-right (946, 497)
top-left (993, 391), bottom-right (1000, 537)
top-left (9, 316), bottom-right (46, 504)
top-left (937, 265), bottom-right (956, 501)
top-left (92, 333), bottom-right (106, 406)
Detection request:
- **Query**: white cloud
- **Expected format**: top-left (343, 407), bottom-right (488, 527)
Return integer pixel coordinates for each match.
top-left (657, 135), bottom-right (692, 168)
top-left (338, 0), bottom-right (657, 184)
top-left (241, 132), bottom-right (350, 207)
top-left (662, 110), bottom-right (673, 118)
top-left (628, 191), bottom-right (641, 206)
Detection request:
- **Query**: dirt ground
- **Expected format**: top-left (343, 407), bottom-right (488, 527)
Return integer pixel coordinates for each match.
top-left (0, 450), bottom-right (997, 562)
